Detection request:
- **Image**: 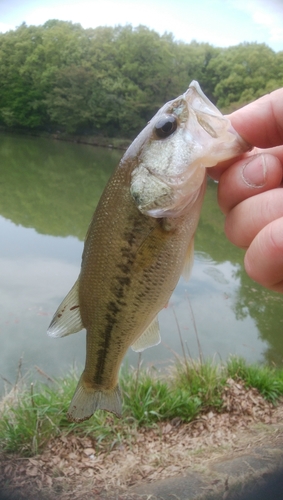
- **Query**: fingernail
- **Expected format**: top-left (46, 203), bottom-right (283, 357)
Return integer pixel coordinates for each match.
top-left (241, 154), bottom-right (267, 188)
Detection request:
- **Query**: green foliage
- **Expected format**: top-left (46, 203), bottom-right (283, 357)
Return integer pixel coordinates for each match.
top-left (227, 357), bottom-right (283, 403)
top-left (208, 43), bottom-right (283, 110)
top-left (121, 368), bottom-right (202, 425)
top-left (0, 22), bottom-right (282, 137)
top-left (0, 384), bottom-right (64, 455)
top-left (172, 359), bottom-right (226, 409)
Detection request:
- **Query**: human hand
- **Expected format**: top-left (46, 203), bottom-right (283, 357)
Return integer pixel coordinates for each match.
top-left (209, 88), bottom-right (283, 292)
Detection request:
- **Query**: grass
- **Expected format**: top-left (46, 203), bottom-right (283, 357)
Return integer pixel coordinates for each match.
top-left (1, 357), bottom-right (283, 457)
top-left (226, 357), bottom-right (283, 403)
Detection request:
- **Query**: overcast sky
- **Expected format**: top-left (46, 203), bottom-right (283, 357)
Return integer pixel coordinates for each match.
top-left (0, 0), bottom-right (282, 51)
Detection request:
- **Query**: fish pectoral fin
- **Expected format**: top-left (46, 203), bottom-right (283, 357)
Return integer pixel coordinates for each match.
top-left (182, 237), bottom-right (194, 282)
top-left (67, 375), bottom-right (122, 422)
top-left (47, 279), bottom-right (84, 338)
top-left (131, 316), bottom-right (161, 352)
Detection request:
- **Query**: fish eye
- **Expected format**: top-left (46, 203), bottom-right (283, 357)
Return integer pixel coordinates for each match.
top-left (155, 115), bottom-right (177, 138)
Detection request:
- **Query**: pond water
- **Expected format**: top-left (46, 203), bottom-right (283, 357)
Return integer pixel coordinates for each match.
top-left (0, 132), bottom-right (283, 393)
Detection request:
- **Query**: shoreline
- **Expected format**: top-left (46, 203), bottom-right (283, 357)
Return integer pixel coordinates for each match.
top-left (0, 127), bottom-right (132, 150)
top-left (0, 380), bottom-right (282, 499)
top-left (0, 358), bottom-right (283, 499)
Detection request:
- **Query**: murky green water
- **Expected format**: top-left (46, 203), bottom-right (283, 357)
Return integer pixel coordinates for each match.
top-left (0, 132), bottom-right (283, 392)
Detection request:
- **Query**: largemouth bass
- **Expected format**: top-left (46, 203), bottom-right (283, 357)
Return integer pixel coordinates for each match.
top-left (47, 81), bottom-right (249, 422)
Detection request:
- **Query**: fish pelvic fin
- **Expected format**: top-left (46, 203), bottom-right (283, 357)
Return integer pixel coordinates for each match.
top-left (47, 279), bottom-right (84, 338)
top-left (131, 315), bottom-right (161, 352)
top-left (67, 375), bottom-right (122, 422)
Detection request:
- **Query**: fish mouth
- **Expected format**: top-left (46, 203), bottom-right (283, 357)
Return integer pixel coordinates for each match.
top-left (184, 81), bottom-right (221, 117)
top-left (183, 80), bottom-right (251, 162)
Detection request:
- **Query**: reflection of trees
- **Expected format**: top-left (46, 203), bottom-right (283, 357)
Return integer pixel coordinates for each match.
top-left (196, 179), bottom-right (283, 367)
top-left (0, 134), bottom-right (121, 239)
top-left (232, 267), bottom-right (283, 366)
top-left (1, 144), bottom-right (283, 366)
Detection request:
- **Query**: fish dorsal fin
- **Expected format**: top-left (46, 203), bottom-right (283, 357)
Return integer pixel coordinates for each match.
top-left (47, 279), bottom-right (84, 338)
top-left (182, 237), bottom-right (195, 282)
top-left (131, 316), bottom-right (161, 352)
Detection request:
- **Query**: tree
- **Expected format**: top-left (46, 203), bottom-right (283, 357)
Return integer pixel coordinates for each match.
top-left (0, 23), bottom-right (282, 135)
top-left (207, 43), bottom-right (282, 110)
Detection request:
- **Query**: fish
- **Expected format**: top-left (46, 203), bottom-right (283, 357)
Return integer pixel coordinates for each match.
top-left (47, 81), bottom-right (250, 422)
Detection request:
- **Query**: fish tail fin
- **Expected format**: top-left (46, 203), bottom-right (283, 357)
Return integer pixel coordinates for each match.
top-left (67, 374), bottom-right (122, 422)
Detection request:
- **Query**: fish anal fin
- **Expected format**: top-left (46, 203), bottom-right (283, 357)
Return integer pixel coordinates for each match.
top-left (47, 279), bottom-right (84, 338)
top-left (67, 374), bottom-right (122, 422)
top-left (131, 316), bottom-right (161, 352)
top-left (182, 237), bottom-right (194, 282)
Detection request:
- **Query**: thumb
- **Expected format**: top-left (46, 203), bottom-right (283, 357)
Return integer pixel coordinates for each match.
top-left (230, 87), bottom-right (283, 149)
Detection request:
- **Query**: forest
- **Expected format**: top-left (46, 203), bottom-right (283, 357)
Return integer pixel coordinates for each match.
top-left (0, 20), bottom-right (282, 138)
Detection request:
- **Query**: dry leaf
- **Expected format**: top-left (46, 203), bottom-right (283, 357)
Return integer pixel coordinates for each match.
top-left (26, 467), bottom-right (38, 477)
top-left (83, 448), bottom-right (95, 456)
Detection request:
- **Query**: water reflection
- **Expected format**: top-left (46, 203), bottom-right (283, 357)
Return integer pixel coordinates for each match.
top-left (0, 216), bottom-right (84, 387)
top-left (0, 133), bottom-right (121, 238)
top-left (0, 132), bottom-right (282, 392)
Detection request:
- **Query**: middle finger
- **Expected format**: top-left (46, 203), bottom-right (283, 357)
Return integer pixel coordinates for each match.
top-left (225, 187), bottom-right (283, 248)
top-left (217, 153), bottom-right (282, 215)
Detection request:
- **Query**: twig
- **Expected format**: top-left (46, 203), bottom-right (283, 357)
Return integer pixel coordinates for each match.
top-left (30, 382), bottom-right (35, 408)
top-left (45, 414), bottom-right (61, 434)
top-left (185, 340), bottom-right (193, 362)
top-left (186, 293), bottom-right (203, 364)
top-left (172, 306), bottom-right (190, 377)
top-left (0, 375), bottom-right (12, 385)
top-left (15, 355), bottom-right (23, 385)
top-left (135, 352), bottom-right (142, 393)
top-left (34, 366), bottom-right (56, 383)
